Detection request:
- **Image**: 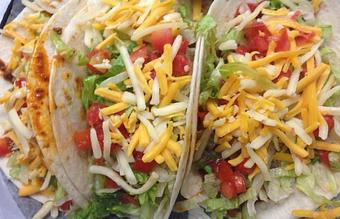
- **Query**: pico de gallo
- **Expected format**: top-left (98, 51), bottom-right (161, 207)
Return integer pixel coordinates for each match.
top-left (50, 0), bottom-right (197, 218)
top-left (177, 1), bottom-right (340, 218)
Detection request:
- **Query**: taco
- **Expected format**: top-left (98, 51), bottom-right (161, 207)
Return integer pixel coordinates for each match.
top-left (177, 0), bottom-right (340, 218)
top-left (47, 0), bottom-right (198, 218)
top-left (0, 0), bottom-right (89, 217)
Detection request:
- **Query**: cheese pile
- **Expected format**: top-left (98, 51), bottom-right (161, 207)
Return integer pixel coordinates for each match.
top-left (202, 4), bottom-right (340, 181)
top-left (0, 9), bottom-right (53, 197)
top-left (88, 0), bottom-right (192, 171)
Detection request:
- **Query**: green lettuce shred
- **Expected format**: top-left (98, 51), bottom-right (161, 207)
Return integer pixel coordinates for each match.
top-left (329, 152), bottom-right (340, 171)
top-left (50, 31), bottom-right (76, 60)
top-left (203, 174), bottom-right (219, 199)
top-left (219, 63), bottom-right (277, 90)
top-left (202, 197), bottom-right (239, 212)
top-left (320, 25), bottom-right (333, 40)
top-left (195, 15), bottom-right (217, 37)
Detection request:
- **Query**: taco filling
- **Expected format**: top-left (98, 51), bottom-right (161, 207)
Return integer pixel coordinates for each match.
top-left (178, 1), bottom-right (340, 218)
top-left (49, 0), bottom-right (196, 218)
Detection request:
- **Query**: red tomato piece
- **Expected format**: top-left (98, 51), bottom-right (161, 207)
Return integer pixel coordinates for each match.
top-left (0, 137), bottom-right (12, 157)
top-left (214, 160), bottom-right (234, 182)
top-left (235, 159), bottom-right (256, 176)
top-left (149, 50), bottom-right (161, 61)
top-left (313, 115), bottom-right (334, 137)
top-left (249, 36), bottom-right (270, 54)
top-left (87, 49), bottom-right (112, 74)
top-left (274, 29), bottom-right (290, 52)
top-left (59, 200), bottom-right (72, 211)
top-left (132, 151), bottom-right (156, 173)
top-left (73, 129), bottom-right (91, 151)
top-left (94, 123), bottom-right (104, 149)
top-left (173, 54), bottom-right (191, 77)
top-left (15, 77), bottom-right (26, 88)
top-left (220, 180), bottom-right (237, 199)
top-left (120, 194), bottom-right (138, 205)
top-left (233, 171), bottom-right (247, 194)
top-left (150, 70), bottom-right (156, 80)
top-left (319, 150), bottom-right (330, 168)
top-left (197, 110), bottom-right (207, 130)
top-left (105, 177), bottom-right (120, 189)
top-left (245, 22), bottom-right (271, 39)
top-left (217, 99), bottom-right (228, 106)
top-left (235, 45), bottom-right (250, 55)
top-left (296, 32), bottom-right (315, 47)
top-left (118, 124), bottom-right (130, 139)
top-left (177, 38), bottom-right (189, 55)
top-left (130, 46), bottom-right (149, 64)
top-left (110, 143), bottom-right (120, 154)
top-left (87, 103), bottom-right (103, 127)
top-left (291, 10), bottom-right (302, 21)
top-left (151, 28), bottom-right (174, 53)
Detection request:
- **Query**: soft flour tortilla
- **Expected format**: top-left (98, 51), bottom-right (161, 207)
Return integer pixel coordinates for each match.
top-left (27, 0), bottom-right (89, 207)
top-left (189, 0), bottom-right (340, 218)
top-left (49, 1), bottom-right (197, 217)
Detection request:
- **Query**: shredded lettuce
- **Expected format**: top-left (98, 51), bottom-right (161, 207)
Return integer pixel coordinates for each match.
top-left (178, 3), bottom-right (193, 25)
top-left (320, 25), bottom-right (333, 40)
top-left (270, 167), bottom-right (296, 178)
top-left (238, 188), bottom-right (256, 205)
top-left (268, 0), bottom-right (283, 9)
top-left (266, 177), bottom-right (295, 202)
top-left (324, 91), bottom-right (340, 107)
top-left (320, 47), bottom-right (340, 79)
top-left (296, 174), bottom-right (340, 206)
top-left (202, 174), bottom-right (219, 199)
top-left (77, 52), bottom-right (89, 66)
top-left (138, 185), bottom-right (157, 219)
top-left (50, 31), bottom-right (76, 60)
top-left (81, 75), bottom-right (99, 109)
top-left (329, 152), bottom-right (340, 171)
top-left (219, 63), bottom-right (277, 90)
top-left (312, 162), bottom-right (337, 195)
top-left (69, 192), bottom-right (139, 219)
top-left (195, 15), bottom-right (217, 37)
top-left (54, 183), bottom-right (66, 203)
top-left (242, 204), bottom-right (256, 219)
top-left (135, 172), bottom-right (149, 184)
top-left (219, 28), bottom-right (244, 45)
top-left (7, 153), bottom-right (20, 179)
top-left (202, 198), bottom-right (239, 212)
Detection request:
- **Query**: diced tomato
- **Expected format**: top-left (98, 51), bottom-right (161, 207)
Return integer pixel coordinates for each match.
top-left (313, 115), bottom-right (334, 137)
top-left (118, 124), bottom-right (130, 139)
top-left (94, 124), bottom-right (104, 149)
top-left (105, 177), bottom-right (120, 189)
top-left (110, 143), bottom-right (120, 154)
top-left (132, 151), bottom-right (156, 173)
top-left (233, 171), bottom-right (247, 194)
top-left (249, 36), bottom-right (270, 54)
top-left (319, 150), bottom-right (330, 168)
top-left (235, 3), bottom-right (259, 16)
top-left (197, 110), bottom-right (207, 130)
top-left (217, 99), bottom-right (228, 106)
top-left (149, 50), bottom-right (161, 61)
top-left (87, 103), bottom-right (103, 127)
top-left (213, 160), bottom-right (234, 182)
top-left (245, 22), bottom-right (271, 54)
top-left (275, 69), bottom-right (293, 82)
top-left (15, 77), bottom-right (26, 88)
top-left (150, 70), bottom-right (156, 80)
top-left (235, 159), bottom-right (256, 176)
top-left (130, 46), bottom-right (149, 64)
top-left (324, 115), bottom-right (335, 130)
top-left (245, 22), bottom-right (271, 39)
top-left (95, 158), bottom-right (104, 165)
top-left (59, 200), bottom-right (72, 211)
top-left (296, 32), bottom-right (315, 47)
top-left (177, 38), bottom-right (189, 55)
top-left (120, 194), bottom-right (138, 205)
top-left (220, 180), bottom-right (237, 199)
top-left (235, 45), bottom-right (250, 55)
top-left (87, 49), bottom-right (112, 74)
top-left (173, 54), bottom-right (191, 77)
top-left (291, 10), bottom-right (302, 21)
top-left (73, 129), bottom-right (91, 151)
top-left (274, 29), bottom-right (290, 52)
top-left (0, 137), bottom-right (12, 157)
top-left (150, 28), bottom-right (174, 53)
